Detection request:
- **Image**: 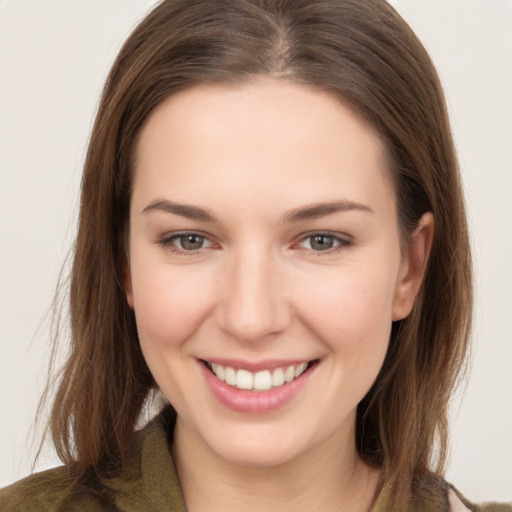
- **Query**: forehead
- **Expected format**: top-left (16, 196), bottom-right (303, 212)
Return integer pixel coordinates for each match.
top-left (132, 78), bottom-right (394, 216)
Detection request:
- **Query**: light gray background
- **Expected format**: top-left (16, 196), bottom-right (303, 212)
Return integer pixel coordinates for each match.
top-left (1, 0), bottom-right (511, 502)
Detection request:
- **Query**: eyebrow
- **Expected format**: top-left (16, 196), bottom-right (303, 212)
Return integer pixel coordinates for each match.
top-left (142, 199), bottom-right (217, 222)
top-left (282, 200), bottom-right (373, 223)
top-left (142, 198), bottom-right (373, 223)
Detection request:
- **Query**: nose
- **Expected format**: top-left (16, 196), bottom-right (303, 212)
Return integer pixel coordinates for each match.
top-left (216, 246), bottom-right (291, 344)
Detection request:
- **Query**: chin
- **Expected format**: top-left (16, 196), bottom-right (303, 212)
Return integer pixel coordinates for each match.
top-left (211, 436), bottom-right (306, 468)
top-left (190, 416), bottom-right (328, 469)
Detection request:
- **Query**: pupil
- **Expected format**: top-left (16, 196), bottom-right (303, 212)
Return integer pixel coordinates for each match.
top-left (311, 235), bottom-right (333, 251)
top-left (181, 234), bottom-right (203, 250)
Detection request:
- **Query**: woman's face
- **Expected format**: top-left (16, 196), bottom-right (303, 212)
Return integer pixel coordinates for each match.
top-left (126, 79), bottom-right (430, 467)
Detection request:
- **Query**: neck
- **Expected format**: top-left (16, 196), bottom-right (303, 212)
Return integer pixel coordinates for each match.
top-left (171, 417), bottom-right (381, 512)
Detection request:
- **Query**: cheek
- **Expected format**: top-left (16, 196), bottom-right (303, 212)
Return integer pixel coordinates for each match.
top-left (131, 264), bottom-right (215, 352)
top-left (295, 261), bottom-right (398, 356)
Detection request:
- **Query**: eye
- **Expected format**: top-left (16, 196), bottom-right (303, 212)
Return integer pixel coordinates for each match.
top-left (158, 232), bottom-right (215, 253)
top-left (297, 233), bottom-right (352, 252)
top-left (176, 233), bottom-right (208, 251)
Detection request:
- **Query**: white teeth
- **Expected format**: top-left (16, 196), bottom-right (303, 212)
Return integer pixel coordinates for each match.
top-left (271, 367), bottom-right (285, 387)
top-left (215, 364), bottom-right (225, 382)
top-left (236, 369), bottom-right (253, 390)
top-left (209, 361), bottom-right (311, 391)
top-left (224, 366), bottom-right (236, 386)
top-left (254, 370), bottom-right (272, 391)
top-left (295, 362), bottom-right (308, 378)
top-left (284, 365), bottom-right (295, 383)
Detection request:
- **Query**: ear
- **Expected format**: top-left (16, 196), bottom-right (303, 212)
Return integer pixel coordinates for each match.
top-left (123, 263), bottom-right (135, 309)
top-left (122, 225), bottom-right (135, 309)
top-left (392, 212), bottom-right (434, 321)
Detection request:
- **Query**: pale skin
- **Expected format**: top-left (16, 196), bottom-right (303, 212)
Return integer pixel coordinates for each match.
top-left (124, 78), bottom-right (434, 512)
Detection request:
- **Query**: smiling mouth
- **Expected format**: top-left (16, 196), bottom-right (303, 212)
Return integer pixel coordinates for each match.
top-left (203, 360), bottom-right (319, 392)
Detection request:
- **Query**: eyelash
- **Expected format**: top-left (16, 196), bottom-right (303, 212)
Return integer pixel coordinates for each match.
top-left (294, 231), bottom-right (354, 255)
top-left (156, 231), bottom-right (215, 254)
top-left (156, 231), bottom-right (353, 255)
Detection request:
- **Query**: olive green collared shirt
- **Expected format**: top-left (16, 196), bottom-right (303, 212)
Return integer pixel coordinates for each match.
top-left (1, 414), bottom-right (510, 512)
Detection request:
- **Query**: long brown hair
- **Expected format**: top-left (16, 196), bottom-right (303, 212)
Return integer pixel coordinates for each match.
top-left (42, 0), bottom-right (472, 508)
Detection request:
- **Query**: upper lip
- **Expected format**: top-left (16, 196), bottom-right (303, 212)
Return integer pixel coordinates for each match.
top-left (200, 358), bottom-right (317, 372)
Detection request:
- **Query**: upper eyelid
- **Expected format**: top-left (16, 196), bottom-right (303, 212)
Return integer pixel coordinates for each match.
top-left (294, 230), bottom-right (352, 243)
top-left (155, 230), bottom-right (216, 252)
top-left (292, 232), bottom-right (354, 255)
top-left (157, 229), bottom-right (212, 242)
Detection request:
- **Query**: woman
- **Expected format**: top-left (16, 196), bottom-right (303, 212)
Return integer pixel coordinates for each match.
top-left (0, 1), bottom-right (509, 510)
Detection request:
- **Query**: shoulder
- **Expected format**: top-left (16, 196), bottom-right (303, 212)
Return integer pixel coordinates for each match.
top-left (373, 478), bottom-right (511, 512)
top-left (449, 485), bottom-right (512, 512)
top-left (0, 466), bottom-right (107, 512)
top-left (0, 409), bottom-right (186, 512)
top-left (479, 506), bottom-right (512, 512)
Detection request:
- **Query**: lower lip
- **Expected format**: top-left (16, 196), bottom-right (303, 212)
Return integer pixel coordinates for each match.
top-left (199, 361), bottom-right (316, 414)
